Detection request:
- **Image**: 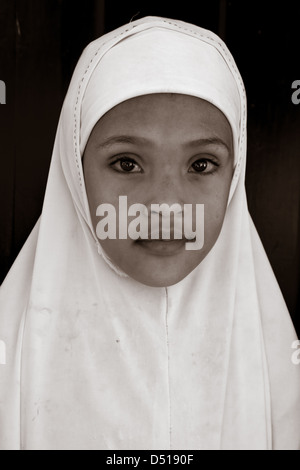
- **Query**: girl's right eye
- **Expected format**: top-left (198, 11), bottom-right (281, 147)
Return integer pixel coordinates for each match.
top-left (110, 156), bottom-right (142, 173)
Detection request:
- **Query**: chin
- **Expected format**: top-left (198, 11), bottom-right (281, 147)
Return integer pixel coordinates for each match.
top-left (129, 268), bottom-right (192, 288)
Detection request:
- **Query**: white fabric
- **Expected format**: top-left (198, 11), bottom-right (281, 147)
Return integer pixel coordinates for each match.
top-left (0, 16), bottom-right (299, 450)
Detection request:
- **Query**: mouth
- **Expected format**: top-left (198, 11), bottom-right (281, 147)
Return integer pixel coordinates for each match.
top-left (135, 238), bottom-right (192, 255)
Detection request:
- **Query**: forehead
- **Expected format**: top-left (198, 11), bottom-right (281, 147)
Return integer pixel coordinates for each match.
top-left (88, 93), bottom-right (233, 146)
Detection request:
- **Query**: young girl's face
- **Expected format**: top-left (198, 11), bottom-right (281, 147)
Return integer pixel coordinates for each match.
top-left (83, 94), bottom-right (234, 287)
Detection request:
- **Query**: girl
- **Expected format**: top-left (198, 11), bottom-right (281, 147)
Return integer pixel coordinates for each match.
top-left (0, 16), bottom-right (299, 450)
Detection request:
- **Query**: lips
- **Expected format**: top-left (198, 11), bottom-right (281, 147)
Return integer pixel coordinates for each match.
top-left (137, 229), bottom-right (195, 242)
top-left (135, 238), bottom-right (188, 255)
top-left (148, 228), bottom-right (184, 240)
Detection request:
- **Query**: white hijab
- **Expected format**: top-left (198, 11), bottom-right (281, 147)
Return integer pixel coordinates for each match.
top-left (0, 16), bottom-right (299, 450)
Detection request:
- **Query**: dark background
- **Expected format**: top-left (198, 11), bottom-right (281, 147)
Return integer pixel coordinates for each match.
top-left (0, 0), bottom-right (299, 335)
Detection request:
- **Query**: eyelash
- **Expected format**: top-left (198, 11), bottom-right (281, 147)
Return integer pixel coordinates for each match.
top-left (110, 155), bottom-right (220, 175)
top-left (110, 156), bottom-right (142, 173)
top-left (189, 158), bottom-right (220, 175)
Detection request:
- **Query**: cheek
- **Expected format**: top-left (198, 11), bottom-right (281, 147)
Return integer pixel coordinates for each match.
top-left (204, 207), bottom-right (225, 249)
top-left (85, 171), bottom-right (120, 233)
top-left (99, 238), bottom-right (130, 265)
top-left (201, 181), bottom-right (231, 248)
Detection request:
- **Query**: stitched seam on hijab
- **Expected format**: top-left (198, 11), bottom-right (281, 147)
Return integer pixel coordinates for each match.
top-left (74, 17), bottom-right (247, 259)
top-left (73, 25), bottom-right (139, 192)
top-left (73, 18), bottom-right (246, 196)
top-left (164, 287), bottom-right (172, 450)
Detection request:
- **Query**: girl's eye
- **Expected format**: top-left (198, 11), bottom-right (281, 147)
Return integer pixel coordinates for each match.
top-left (189, 158), bottom-right (219, 174)
top-left (110, 157), bottom-right (142, 173)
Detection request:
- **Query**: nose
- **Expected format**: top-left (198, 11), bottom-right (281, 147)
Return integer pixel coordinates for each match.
top-left (142, 175), bottom-right (186, 240)
top-left (144, 173), bottom-right (187, 213)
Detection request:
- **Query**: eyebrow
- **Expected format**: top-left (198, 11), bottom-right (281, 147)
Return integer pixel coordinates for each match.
top-left (96, 135), bottom-right (231, 153)
top-left (186, 137), bottom-right (231, 153)
top-left (96, 135), bottom-right (150, 149)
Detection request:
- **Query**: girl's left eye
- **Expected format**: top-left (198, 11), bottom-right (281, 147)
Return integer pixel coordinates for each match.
top-left (189, 158), bottom-right (219, 174)
top-left (110, 157), bottom-right (142, 173)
